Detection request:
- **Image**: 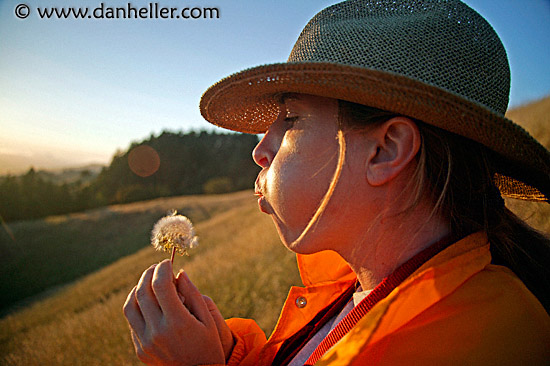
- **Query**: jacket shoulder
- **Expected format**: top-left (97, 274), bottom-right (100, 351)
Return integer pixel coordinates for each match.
top-left (356, 265), bottom-right (550, 366)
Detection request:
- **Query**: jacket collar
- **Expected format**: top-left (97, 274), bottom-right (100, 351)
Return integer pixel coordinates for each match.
top-left (296, 250), bottom-right (355, 287)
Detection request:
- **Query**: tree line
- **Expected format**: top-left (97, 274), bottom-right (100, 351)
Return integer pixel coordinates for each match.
top-left (0, 130), bottom-right (260, 222)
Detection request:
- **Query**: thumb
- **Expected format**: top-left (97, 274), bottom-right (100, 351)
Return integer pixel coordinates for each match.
top-left (203, 295), bottom-right (234, 361)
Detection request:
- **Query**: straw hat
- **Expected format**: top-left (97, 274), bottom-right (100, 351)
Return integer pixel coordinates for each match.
top-left (200, 0), bottom-right (550, 202)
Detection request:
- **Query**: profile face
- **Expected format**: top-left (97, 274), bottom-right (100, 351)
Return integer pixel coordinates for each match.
top-left (253, 94), bottom-right (372, 254)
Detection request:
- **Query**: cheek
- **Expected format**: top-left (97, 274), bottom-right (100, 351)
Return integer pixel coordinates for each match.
top-left (267, 154), bottom-right (315, 220)
top-left (269, 148), bottom-right (337, 229)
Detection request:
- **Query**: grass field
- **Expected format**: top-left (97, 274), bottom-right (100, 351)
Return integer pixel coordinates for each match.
top-left (1, 97), bottom-right (548, 365)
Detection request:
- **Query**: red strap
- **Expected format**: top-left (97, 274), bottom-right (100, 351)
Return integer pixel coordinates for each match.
top-left (304, 236), bottom-right (454, 365)
top-left (272, 283), bottom-right (356, 366)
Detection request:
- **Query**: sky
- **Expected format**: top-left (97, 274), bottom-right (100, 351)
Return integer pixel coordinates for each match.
top-left (1, 0), bottom-right (549, 174)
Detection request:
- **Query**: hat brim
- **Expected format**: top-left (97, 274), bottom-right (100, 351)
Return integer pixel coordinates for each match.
top-left (200, 62), bottom-right (550, 202)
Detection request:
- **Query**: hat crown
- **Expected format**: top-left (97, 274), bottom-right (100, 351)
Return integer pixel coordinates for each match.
top-left (288, 0), bottom-right (510, 115)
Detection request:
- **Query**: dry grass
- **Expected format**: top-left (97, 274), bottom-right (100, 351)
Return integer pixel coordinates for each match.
top-left (506, 96), bottom-right (550, 151)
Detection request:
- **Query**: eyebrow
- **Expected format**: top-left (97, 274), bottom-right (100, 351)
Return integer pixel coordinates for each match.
top-left (277, 92), bottom-right (301, 105)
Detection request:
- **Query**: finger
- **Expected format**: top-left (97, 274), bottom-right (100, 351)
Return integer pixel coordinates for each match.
top-left (178, 292), bottom-right (186, 306)
top-left (203, 295), bottom-right (234, 360)
top-left (135, 264), bottom-right (163, 325)
top-left (176, 270), bottom-right (215, 328)
top-left (203, 295), bottom-right (227, 336)
top-left (123, 286), bottom-right (146, 336)
top-left (152, 260), bottom-right (186, 316)
top-left (131, 329), bottom-right (155, 364)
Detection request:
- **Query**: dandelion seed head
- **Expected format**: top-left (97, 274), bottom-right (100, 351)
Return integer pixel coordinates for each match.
top-left (151, 213), bottom-right (199, 256)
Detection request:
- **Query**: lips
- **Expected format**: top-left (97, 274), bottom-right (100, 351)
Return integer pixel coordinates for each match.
top-left (255, 174), bottom-right (269, 214)
top-left (254, 171), bottom-right (265, 195)
top-left (254, 184), bottom-right (263, 198)
top-left (255, 191), bottom-right (269, 214)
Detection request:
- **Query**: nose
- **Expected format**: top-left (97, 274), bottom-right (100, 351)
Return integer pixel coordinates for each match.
top-left (253, 114), bottom-right (285, 168)
top-left (252, 133), bottom-right (272, 168)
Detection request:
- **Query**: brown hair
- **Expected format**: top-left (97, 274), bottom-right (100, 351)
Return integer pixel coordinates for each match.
top-left (338, 100), bottom-right (550, 313)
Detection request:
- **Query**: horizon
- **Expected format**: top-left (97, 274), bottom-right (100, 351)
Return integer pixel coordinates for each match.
top-left (1, 0), bottom-right (549, 175)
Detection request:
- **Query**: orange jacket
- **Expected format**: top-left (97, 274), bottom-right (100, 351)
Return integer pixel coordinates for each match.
top-left (223, 232), bottom-right (550, 365)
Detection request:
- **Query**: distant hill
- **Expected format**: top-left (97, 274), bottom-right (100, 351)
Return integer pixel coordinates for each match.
top-left (506, 95), bottom-right (550, 149)
top-left (92, 130), bottom-right (260, 203)
top-left (0, 149), bottom-right (106, 176)
top-left (34, 164), bottom-right (104, 185)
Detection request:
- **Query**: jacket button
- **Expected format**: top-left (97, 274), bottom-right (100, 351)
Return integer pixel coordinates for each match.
top-left (295, 296), bottom-right (307, 308)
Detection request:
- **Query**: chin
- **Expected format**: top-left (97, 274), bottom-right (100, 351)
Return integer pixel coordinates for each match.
top-left (280, 232), bottom-right (327, 255)
top-left (273, 223), bottom-right (303, 253)
top-left (270, 213), bottom-right (330, 254)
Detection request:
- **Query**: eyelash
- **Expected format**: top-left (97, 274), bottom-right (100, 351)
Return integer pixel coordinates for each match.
top-left (284, 116), bottom-right (299, 127)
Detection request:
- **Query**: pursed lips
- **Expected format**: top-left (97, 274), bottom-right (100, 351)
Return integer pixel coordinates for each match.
top-left (254, 182), bottom-right (263, 198)
top-left (254, 173), bottom-right (270, 214)
top-left (254, 171), bottom-right (266, 197)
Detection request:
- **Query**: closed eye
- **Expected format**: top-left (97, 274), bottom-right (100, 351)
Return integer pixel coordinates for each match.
top-left (284, 116), bottom-right (299, 128)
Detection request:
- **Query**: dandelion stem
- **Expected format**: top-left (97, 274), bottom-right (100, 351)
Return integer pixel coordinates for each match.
top-left (170, 247), bottom-right (176, 264)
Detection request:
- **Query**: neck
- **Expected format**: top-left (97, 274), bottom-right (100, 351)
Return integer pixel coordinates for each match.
top-left (341, 202), bottom-right (450, 291)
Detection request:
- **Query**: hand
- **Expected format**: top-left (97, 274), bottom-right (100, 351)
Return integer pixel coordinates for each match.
top-left (178, 276), bottom-right (235, 362)
top-left (123, 260), bottom-right (232, 365)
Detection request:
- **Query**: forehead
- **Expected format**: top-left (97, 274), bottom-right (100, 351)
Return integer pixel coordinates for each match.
top-left (277, 93), bottom-right (337, 110)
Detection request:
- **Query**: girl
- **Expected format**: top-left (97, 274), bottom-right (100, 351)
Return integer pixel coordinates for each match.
top-left (124, 0), bottom-right (550, 365)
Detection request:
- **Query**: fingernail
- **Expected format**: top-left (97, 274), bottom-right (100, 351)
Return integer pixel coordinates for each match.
top-left (175, 270), bottom-right (186, 282)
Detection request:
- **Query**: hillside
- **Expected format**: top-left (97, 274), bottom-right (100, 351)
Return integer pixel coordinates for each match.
top-left (504, 96), bottom-right (550, 233)
top-left (506, 96), bottom-right (550, 150)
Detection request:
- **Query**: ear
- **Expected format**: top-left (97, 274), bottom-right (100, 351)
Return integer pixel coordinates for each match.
top-left (365, 117), bottom-right (421, 186)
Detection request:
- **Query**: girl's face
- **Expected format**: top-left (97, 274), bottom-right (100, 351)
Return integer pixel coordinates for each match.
top-left (253, 94), bottom-right (372, 254)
